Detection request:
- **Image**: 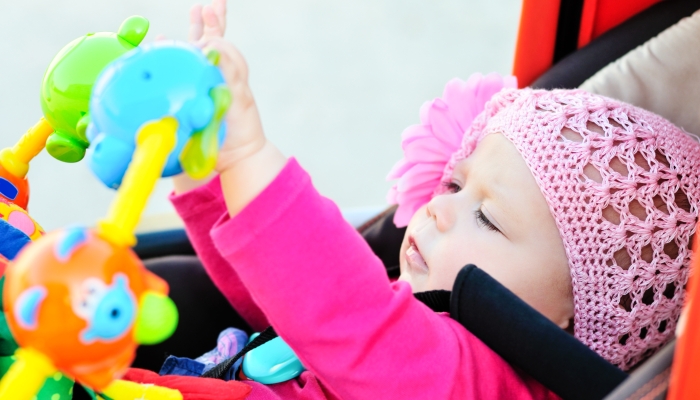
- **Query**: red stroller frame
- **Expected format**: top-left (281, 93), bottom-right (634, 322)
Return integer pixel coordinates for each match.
top-left (513, 0), bottom-right (662, 88)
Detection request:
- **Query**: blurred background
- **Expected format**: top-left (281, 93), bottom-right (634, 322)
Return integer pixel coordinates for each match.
top-left (0, 0), bottom-right (520, 231)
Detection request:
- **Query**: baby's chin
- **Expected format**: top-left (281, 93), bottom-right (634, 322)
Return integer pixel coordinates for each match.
top-left (398, 272), bottom-right (426, 293)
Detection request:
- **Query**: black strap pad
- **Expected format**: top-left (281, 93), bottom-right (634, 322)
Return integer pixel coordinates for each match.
top-left (450, 265), bottom-right (628, 400)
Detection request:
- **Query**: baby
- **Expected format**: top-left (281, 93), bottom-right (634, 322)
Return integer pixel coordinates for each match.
top-left (172, 1), bottom-right (700, 398)
top-left (389, 78), bottom-right (699, 369)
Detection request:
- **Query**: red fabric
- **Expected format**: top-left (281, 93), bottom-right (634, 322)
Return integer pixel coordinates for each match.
top-left (512, 0), bottom-right (561, 88)
top-left (123, 368), bottom-right (252, 400)
top-left (578, 0), bottom-right (662, 47)
top-left (578, 0), bottom-right (598, 48)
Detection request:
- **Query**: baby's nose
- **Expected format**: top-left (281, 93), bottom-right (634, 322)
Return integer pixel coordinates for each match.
top-left (426, 194), bottom-right (458, 232)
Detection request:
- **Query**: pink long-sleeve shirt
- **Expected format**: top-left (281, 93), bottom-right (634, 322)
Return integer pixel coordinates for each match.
top-left (170, 158), bottom-right (559, 400)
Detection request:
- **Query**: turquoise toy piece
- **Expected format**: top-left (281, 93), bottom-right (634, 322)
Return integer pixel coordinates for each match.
top-left (87, 41), bottom-right (231, 189)
top-left (242, 333), bottom-right (305, 384)
top-left (13, 287), bottom-right (46, 330)
top-left (41, 16), bottom-right (149, 163)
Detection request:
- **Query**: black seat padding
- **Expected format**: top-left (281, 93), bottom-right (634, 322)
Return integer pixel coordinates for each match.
top-left (132, 256), bottom-right (252, 372)
top-left (532, 0), bottom-right (700, 90)
top-left (134, 229), bottom-right (196, 260)
top-left (451, 265), bottom-right (628, 400)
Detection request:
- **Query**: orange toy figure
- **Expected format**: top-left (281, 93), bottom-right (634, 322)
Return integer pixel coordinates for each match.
top-left (0, 227), bottom-right (178, 396)
top-left (0, 198), bottom-right (44, 241)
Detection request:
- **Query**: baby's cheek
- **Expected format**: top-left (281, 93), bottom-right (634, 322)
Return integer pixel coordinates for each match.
top-left (430, 262), bottom-right (464, 292)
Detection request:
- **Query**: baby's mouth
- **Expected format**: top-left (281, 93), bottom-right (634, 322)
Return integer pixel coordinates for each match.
top-left (406, 237), bottom-right (429, 274)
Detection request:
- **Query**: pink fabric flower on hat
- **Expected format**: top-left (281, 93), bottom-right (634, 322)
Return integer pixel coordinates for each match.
top-left (386, 73), bottom-right (517, 227)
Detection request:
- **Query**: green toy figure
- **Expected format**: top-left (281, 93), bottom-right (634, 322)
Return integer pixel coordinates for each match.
top-left (41, 16), bottom-right (149, 163)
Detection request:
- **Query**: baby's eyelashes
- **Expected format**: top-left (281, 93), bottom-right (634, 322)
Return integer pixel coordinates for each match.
top-left (475, 209), bottom-right (501, 234)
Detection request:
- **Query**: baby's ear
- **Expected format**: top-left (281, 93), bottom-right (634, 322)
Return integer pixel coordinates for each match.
top-left (562, 318), bottom-right (575, 334)
top-left (118, 16), bottom-right (150, 47)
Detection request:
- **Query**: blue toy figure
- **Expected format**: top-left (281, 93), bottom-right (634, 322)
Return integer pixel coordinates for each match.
top-left (87, 41), bottom-right (231, 188)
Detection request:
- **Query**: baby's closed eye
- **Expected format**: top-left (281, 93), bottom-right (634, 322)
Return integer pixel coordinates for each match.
top-left (475, 209), bottom-right (501, 234)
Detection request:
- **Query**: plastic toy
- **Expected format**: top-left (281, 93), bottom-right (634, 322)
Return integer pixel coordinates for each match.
top-left (97, 116), bottom-right (181, 247)
top-left (41, 16), bottom-right (149, 163)
top-left (0, 118), bottom-right (55, 209)
top-left (0, 257), bottom-right (7, 279)
top-left (0, 199), bottom-right (44, 241)
top-left (87, 41), bottom-right (231, 188)
top-left (0, 227), bottom-right (179, 397)
top-left (242, 334), bottom-right (305, 384)
top-left (0, 206), bottom-right (78, 400)
top-left (0, 38), bottom-right (232, 400)
top-left (0, 16), bottom-right (149, 211)
top-left (0, 64), bottom-right (184, 400)
top-left (0, 204), bottom-right (164, 400)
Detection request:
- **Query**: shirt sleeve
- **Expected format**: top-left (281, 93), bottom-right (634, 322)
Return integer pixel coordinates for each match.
top-left (209, 158), bottom-right (558, 400)
top-left (169, 176), bottom-right (269, 331)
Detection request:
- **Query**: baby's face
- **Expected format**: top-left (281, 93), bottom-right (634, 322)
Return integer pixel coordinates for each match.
top-left (398, 134), bottom-right (574, 328)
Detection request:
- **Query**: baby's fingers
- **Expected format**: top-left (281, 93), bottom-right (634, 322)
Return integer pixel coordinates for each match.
top-left (201, 1), bottom-right (226, 39)
top-left (202, 38), bottom-right (254, 110)
top-left (212, 0), bottom-right (227, 33)
top-left (203, 38), bottom-right (248, 84)
top-left (189, 4), bottom-right (204, 42)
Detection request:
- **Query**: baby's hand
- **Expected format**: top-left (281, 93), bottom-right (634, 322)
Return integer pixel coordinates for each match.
top-left (190, 0), bottom-right (274, 171)
top-left (202, 37), bottom-right (286, 215)
top-left (189, 0), bottom-right (227, 42)
top-left (172, 0), bottom-right (229, 194)
top-left (201, 37), bottom-right (269, 174)
top-left (175, 0), bottom-right (285, 208)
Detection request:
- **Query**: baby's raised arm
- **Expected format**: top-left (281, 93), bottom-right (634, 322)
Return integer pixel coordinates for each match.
top-left (199, 37), bottom-right (287, 217)
top-left (173, 0), bottom-right (287, 203)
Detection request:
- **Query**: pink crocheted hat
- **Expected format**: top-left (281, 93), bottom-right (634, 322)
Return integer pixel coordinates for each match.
top-left (388, 75), bottom-right (700, 369)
